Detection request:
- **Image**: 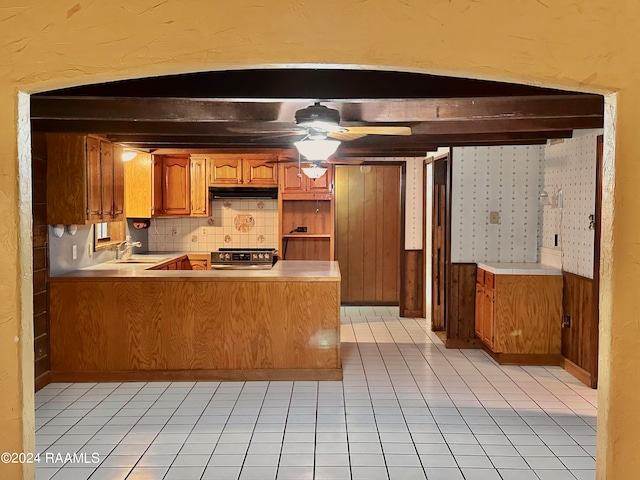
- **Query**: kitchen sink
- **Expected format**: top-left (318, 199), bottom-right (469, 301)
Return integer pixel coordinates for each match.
top-left (115, 259), bottom-right (160, 263)
top-left (108, 255), bottom-right (171, 265)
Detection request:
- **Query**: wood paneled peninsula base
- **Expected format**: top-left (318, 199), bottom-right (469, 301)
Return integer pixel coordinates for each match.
top-left (49, 260), bottom-right (341, 382)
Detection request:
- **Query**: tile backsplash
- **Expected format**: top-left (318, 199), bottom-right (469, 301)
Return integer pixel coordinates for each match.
top-left (148, 199), bottom-right (278, 252)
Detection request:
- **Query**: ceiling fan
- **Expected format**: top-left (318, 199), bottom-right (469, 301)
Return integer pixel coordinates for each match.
top-left (232, 102), bottom-right (412, 143)
top-left (292, 102), bottom-right (412, 142)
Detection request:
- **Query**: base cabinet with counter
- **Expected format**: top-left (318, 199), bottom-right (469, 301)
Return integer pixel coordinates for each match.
top-left (48, 259), bottom-right (341, 381)
top-left (475, 263), bottom-right (563, 364)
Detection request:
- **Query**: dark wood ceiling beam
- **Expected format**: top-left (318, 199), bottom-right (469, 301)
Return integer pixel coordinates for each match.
top-left (105, 130), bottom-right (573, 145)
top-left (31, 94), bottom-right (603, 123)
top-left (32, 116), bottom-right (594, 137)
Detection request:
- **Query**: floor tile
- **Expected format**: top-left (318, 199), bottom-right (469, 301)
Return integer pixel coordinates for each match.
top-left (35, 312), bottom-right (598, 480)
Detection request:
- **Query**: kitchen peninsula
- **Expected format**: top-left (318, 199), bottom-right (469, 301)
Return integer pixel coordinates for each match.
top-left (49, 259), bottom-right (341, 382)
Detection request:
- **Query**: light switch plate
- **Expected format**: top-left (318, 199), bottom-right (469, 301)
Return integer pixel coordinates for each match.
top-left (489, 211), bottom-right (500, 224)
top-left (72, 245), bottom-right (77, 260)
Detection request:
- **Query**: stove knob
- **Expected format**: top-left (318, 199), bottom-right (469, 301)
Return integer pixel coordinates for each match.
top-left (259, 253), bottom-right (264, 259)
top-left (253, 253), bottom-right (259, 260)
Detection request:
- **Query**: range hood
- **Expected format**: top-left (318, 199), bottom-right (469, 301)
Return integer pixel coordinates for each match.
top-left (209, 186), bottom-right (278, 199)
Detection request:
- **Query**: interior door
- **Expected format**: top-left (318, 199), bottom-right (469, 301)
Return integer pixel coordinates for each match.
top-left (335, 164), bottom-right (401, 305)
top-left (431, 156), bottom-right (448, 331)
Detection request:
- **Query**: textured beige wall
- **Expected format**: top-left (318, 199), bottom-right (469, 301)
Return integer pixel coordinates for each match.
top-left (0, 2), bottom-right (638, 479)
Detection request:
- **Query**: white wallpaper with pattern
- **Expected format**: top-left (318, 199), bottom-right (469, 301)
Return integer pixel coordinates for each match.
top-left (405, 158), bottom-right (424, 249)
top-left (149, 199), bottom-right (278, 252)
top-left (542, 129), bottom-right (601, 279)
top-left (451, 145), bottom-right (545, 263)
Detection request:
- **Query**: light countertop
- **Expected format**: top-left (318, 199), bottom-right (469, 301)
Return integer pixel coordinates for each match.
top-left (477, 262), bottom-right (562, 275)
top-left (50, 255), bottom-right (340, 282)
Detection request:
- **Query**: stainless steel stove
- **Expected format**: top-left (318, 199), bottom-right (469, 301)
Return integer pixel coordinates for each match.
top-left (210, 248), bottom-right (276, 270)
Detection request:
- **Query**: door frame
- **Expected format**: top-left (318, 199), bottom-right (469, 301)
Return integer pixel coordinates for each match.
top-left (429, 152), bottom-right (451, 331)
top-left (333, 161), bottom-right (406, 306)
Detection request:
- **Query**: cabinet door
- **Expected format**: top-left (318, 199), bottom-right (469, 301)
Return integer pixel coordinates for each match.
top-left (483, 287), bottom-right (495, 350)
top-left (86, 136), bottom-right (103, 222)
top-left (100, 140), bottom-right (114, 219)
top-left (244, 157), bottom-right (278, 186)
top-left (189, 260), bottom-right (209, 270)
top-left (125, 153), bottom-right (153, 218)
top-left (162, 156), bottom-right (191, 215)
top-left (152, 155), bottom-right (163, 216)
top-left (279, 163), bottom-right (305, 193)
top-left (209, 157), bottom-right (242, 185)
top-left (475, 283), bottom-right (484, 339)
top-left (112, 144), bottom-right (125, 220)
top-left (305, 163), bottom-right (333, 193)
top-left (190, 157), bottom-right (208, 216)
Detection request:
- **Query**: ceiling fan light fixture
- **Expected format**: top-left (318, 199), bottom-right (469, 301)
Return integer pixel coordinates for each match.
top-left (122, 149), bottom-right (138, 162)
top-left (294, 138), bottom-right (341, 161)
top-left (301, 165), bottom-right (328, 179)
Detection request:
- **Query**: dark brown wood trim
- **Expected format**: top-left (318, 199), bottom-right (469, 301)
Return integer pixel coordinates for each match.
top-left (51, 369), bottom-right (343, 383)
top-left (562, 357), bottom-right (597, 389)
top-left (592, 135), bottom-right (603, 387)
top-left (403, 309), bottom-right (424, 318)
top-left (401, 250), bottom-right (425, 318)
top-left (444, 152), bottom-right (452, 331)
top-left (35, 371), bottom-right (51, 392)
top-left (32, 95), bottom-right (603, 123)
top-left (482, 345), bottom-right (564, 366)
top-left (446, 338), bottom-right (482, 349)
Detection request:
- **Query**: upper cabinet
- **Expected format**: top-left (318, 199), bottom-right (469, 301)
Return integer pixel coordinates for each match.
top-left (47, 133), bottom-right (124, 225)
top-left (279, 162), bottom-right (333, 199)
top-left (208, 154), bottom-right (278, 187)
top-left (151, 154), bottom-right (208, 217)
top-left (126, 153), bottom-right (209, 218)
top-left (189, 156), bottom-right (208, 217)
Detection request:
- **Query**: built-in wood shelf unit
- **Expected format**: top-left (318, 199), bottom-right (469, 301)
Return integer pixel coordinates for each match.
top-left (278, 165), bottom-right (335, 261)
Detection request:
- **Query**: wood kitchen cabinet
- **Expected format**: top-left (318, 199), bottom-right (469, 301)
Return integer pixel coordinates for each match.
top-left (208, 154), bottom-right (278, 187)
top-left (150, 154), bottom-right (208, 217)
top-left (47, 133), bottom-right (124, 225)
top-left (279, 162), bottom-right (333, 199)
top-left (148, 254), bottom-right (210, 271)
top-left (475, 269), bottom-right (495, 349)
top-left (475, 265), bottom-right (562, 361)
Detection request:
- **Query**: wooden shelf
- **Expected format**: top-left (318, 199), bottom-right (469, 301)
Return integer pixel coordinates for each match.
top-left (282, 234), bottom-right (331, 238)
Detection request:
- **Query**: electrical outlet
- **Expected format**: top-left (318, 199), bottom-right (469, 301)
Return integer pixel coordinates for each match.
top-left (201, 227), bottom-right (207, 236)
top-left (489, 211), bottom-right (500, 224)
top-left (72, 245), bottom-right (77, 260)
top-left (296, 226), bottom-right (308, 232)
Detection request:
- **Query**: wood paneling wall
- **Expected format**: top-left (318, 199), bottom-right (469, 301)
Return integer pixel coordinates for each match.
top-left (49, 279), bottom-right (341, 381)
top-left (335, 165), bottom-right (401, 305)
top-left (401, 250), bottom-right (424, 317)
top-left (446, 263), bottom-right (480, 348)
top-left (562, 271), bottom-right (598, 387)
top-left (32, 132), bottom-right (50, 390)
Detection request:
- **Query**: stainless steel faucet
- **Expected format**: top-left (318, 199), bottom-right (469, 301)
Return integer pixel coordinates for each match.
top-left (116, 235), bottom-right (142, 260)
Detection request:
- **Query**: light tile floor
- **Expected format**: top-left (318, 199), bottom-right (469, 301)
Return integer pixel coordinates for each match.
top-left (35, 306), bottom-right (597, 479)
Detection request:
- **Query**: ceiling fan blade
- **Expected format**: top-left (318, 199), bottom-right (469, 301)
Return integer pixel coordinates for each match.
top-left (328, 132), bottom-right (368, 141)
top-left (343, 126), bottom-right (412, 136)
